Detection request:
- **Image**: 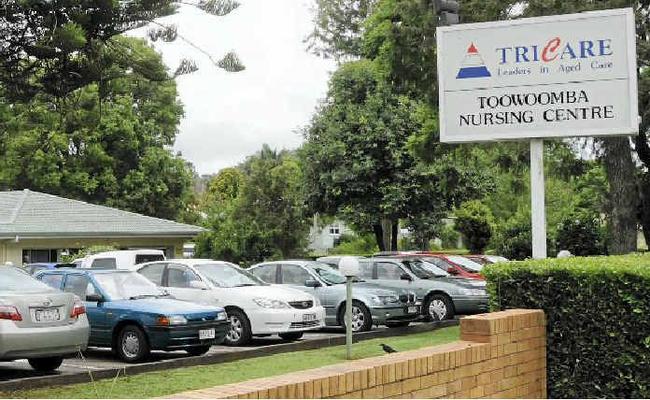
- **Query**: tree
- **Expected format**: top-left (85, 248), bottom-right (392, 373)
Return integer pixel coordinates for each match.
top-left (301, 60), bottom-right (488, 251)
top-left (454, 200), bottom-right (494, 254)
top-left (0, 37), bottom-right (194, 220)
top-left (196, 146), bottom-right (310, 265)
top-left (0, 0), bottom-right (243, 101)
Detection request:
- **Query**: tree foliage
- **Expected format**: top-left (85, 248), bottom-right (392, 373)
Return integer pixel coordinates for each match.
top-left (454, 200), bottom-right (494, 254)
top-left (196, 146), bottom-right (310, 265)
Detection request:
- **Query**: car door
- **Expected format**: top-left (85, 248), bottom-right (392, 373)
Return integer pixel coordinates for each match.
top-left (163, 263), bottom-right (214, 305)
top-left (62, 273), bottom-right (110, 345)
top-left (373, 261), bottom-right (414, 290)
top-left (280, 264), bottom-right (328, 306)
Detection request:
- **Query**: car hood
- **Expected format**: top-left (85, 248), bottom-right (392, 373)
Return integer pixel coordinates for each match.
top-left (226, 285), bottom-right (315, 302)
top-left (107, 298), bottom-right (224, 315)
top-left (438, 277), bottom-right (487, 288)
top-left (351, 282), bottom-right (408, 296)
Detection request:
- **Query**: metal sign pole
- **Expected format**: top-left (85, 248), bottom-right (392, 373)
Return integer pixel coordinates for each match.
top-left (345, 277), bottom-right (353, 360)
top-left (530, 139), bottom-right (547, 259)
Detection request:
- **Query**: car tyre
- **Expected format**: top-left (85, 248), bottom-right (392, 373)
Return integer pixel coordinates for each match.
top-left (339, 301), bottom-right (372, 332)
top-left (185, 345), bottom-right (211, 356)
top-left (385, 321), bottom-right (411, 328)
top-left (117, 325), bottom-right (150, 363)
top-left (424, 294), bottom-right (454, 321)
top-left (28, 356), bottom-right (63, 372)
top-left (279, 332), bottom-right (304, 341)
top-left (224, 309), bottom-right (252, 346)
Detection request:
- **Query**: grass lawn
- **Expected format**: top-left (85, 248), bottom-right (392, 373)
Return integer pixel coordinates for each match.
top-left (7, 326), bottom-right (459, 399)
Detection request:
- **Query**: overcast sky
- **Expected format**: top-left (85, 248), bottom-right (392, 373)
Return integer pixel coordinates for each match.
top-left (130, 0), bottom-right (336, 175)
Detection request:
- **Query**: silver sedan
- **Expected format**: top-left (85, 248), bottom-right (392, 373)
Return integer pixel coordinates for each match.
top-left (0, 267), bottom-right (89, 371)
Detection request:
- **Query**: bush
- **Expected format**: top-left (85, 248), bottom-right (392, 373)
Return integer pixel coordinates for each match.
top-left (483, 254), bottom-right (650, 398)
top-left (493, 217), bottom-right (532, 260)
top-left (438, 224), bottom-right (460, 250)
top-left (555, 214), bottom-right (604, 256)
top-left (329, 233), bottom-right (378, 255)
top-left (454, 201), bottom-right (494, 254)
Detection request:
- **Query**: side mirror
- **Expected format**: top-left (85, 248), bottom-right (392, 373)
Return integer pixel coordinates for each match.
top-left (447, 268), bottom-right (458, 275)
top-left (400, 273), bottom-right (412, 281)
top-left (305, 279), bottom-right (321, 288)
top-left (86, 293), bottom-right (104, 303)
top-left (189, 280), bottom-right (209, 290)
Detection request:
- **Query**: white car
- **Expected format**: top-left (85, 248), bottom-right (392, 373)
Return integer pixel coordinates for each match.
top-left (134, 259), bottom-right (326, 345)
top-left (79, 250), bottom-right (166, 270)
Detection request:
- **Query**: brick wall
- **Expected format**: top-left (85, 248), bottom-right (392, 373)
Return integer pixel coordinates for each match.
top-left (167, 309), bottom-right (546, 399)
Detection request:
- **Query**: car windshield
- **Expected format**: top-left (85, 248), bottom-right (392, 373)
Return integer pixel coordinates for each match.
top-left (446, 255), bottom-right (483, 271)
top-left (310, 263), bottom-right (347, 285)
top-left (419, 261), bottom-right (450, 277)
top-left (93, 272), bottom-right (164, 300)
top-left (401, 260), bottom-right (437, 279)
top-left (0, 268), bottom-right (54, 292)
top-left (196, 263), bottom-right (266, 288)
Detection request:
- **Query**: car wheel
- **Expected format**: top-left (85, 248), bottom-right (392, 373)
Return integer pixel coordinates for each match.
top-left (425, 294), bottom-right (454, 321)
top-left (385, 321), bottom-right (411, 328)
top-left (224, 309), bottom-right (252, 346)
top-left (279, 332), bottom-right (304, 341)
top-left (117, 325), bottom-right (150, 363)
top-left (28, 356), bottom-right (63, 372)
top-left (339, 301), bottom-right (372, 332)
top-left (185, 345), bottom-right (211, 356)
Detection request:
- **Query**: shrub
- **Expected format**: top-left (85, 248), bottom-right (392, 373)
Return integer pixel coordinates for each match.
top-left (329, 233), bottom-right (378, 255)
top-left (555, 214), bottom-right (604, 256)
top-left (454, 200), bottom-right (494, 253)
top-left (438, 224), bottom-right (460, 250)
top-left (483, 254), bottom-right (650, 398)
top-left (493, 217), bottom-right (532, 260)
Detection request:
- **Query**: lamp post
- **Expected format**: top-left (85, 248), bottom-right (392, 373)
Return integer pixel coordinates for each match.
top-left (338, 256), bottom-right (360, 360)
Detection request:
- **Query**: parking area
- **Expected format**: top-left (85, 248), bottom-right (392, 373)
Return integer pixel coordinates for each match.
top-left (0, 322), bottom-right (459, 391)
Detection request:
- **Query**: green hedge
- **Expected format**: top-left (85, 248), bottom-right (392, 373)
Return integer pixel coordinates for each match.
top-left (483, 254), bottom-right (650, 398)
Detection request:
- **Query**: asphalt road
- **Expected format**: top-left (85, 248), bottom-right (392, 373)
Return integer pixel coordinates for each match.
top-left (0, 328), bottom-right (347, 381)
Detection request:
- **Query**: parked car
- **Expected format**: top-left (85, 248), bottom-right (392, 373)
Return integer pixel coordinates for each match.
top-left (249, 260), bottom-right (419, 332)
top-left (359, 257), bottom-right (488, 321)
top-left (36, 269), bottom-right (228, 362)
top-left (134, 260), bottom-right (326, 345)
top-left (79, 249), bottom-right (165, 270)
top-left (24, 262), bottom-right (77, 275)
top-left (0, 267), bottom-right (89, 371)
top-left (415, 253), bottom-right (484, 280)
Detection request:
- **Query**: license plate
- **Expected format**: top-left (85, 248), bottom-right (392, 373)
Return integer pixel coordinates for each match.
top-left (302, 313), bottom-right (317, 322)
top-left (34, 308), bottom-right (60, 322)
top-left (199, 328), bottom-right (216, 340)
top-left (407, 306), bottom-right (419, 314)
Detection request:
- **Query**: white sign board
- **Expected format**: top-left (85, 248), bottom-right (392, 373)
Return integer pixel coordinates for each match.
top-left (437, 8), bottom-right (638, 143)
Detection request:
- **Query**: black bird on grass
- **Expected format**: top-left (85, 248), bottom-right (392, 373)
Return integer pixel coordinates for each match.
top-left (381, 344), bottom-right (397, 353)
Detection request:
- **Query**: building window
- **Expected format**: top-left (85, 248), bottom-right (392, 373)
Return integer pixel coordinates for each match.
top-left (22, 249), bottom-right (58, 264)
top-left (328, 225), bottom-right (341, 236)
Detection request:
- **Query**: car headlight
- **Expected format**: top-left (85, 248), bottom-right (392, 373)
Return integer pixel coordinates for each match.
top-left (216, 311), bottom-right (228, 321)
top-left (370, 295), bottom-right (400, 305)
top-left (459, 288), bottom-right (487, 296)
top-left (159, 315), bottom-right (187, 325)
top-left (253, 297), bottom-right (291, 309)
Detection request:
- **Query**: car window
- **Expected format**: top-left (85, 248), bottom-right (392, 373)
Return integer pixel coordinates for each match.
top-left (281, 265), bottom-right (312, 286)
top-left (358, 261), bottom-right (374, 279)
top-left (251, 265), bottom-right (277, 283)
top-left (138, 263), bottom-right (166, 286)
top-left (446, 255), bottom-right (483, 271)
top-left (63, 274), bottom-right (90, 298)
top-left (195, 263), bottom-right (264, 287)
top-left (135, 254), bottom-right (164, 264)
top-left (93, 271), bottom-right (163, 300)
top-left (39, 274), bottom-right (65, 290)
top-left (91, 258), bottom-right (117, 269)
top-left (376, 262), bottom-right (404, 280)
top-left (2, 268), bottom-right (54, 292)
top-left (167, 264), bottom-right (202, 288)
top-left (311, 263), bottom-right (347, 285)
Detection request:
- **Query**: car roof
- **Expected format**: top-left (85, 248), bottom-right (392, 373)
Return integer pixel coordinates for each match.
top-left (142, 259), bottom-right (232, 266)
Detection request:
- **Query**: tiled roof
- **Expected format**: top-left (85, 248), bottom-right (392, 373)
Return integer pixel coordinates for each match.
top-left (0, 190), bottom-right (204, 238)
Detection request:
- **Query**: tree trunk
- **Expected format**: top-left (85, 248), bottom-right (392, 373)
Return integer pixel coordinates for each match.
top-left (381, 218), bottom-right (392, 252)
top-left (639, 173), bottom-right (650, 249)
top-left (601, 137), bottom-right (638, 254)
top-left (391, 221), bottom-right (399, 251)
top-left (373, 224), bottom-right (385, 252)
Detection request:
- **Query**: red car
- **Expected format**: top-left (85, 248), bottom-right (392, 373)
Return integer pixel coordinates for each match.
top-left (414, 253), bottom-right (485, 280)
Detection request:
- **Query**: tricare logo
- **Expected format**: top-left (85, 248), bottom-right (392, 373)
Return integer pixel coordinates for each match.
top-left (456, 43), bottom-right (492, 79)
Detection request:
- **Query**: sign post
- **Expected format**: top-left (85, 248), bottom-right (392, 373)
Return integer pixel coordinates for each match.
top-left (436, 8), bottom-right (638, 258)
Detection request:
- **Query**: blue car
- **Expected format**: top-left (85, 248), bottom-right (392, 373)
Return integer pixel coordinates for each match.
top-left (36, 269), bottom-right (229, 362)
top-left (24, 262), bottom-right (77, 276)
